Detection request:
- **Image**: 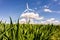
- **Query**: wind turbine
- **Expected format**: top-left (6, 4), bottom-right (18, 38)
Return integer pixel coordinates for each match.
top-left (23, 3), bottom-right (34, 13)
top-left (20, 3), bottom-right (38, 24)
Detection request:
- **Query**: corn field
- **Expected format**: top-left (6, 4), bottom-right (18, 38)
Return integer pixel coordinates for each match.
top-left (0, 17), bottom-right (60, 40)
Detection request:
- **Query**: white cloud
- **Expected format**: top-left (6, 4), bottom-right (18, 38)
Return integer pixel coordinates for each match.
top-left (54, 20), bottom-right (59, 23)
top-left (54, 20), bottom-right (60, 24)
top-left (20, 12), bottom-right (43, 20)
top-left (40, 21), bottom-right (46, 24)
top-left (20, 12), bottom-right (44, 24)
top-left (44, 8), bottom-right (60, 13)
top-left (20, 12), bottom-right (39, 18)
top-left (46, 18), bottom-right (55, 22)
top-left (35, 17), bottom-right (44, 20)
top-left (44, 5), bottom-right (49, 8)
top-left (19, 18), bottom-right (26, 24)
top-left (46, 18), bottom-right (56, 24)
top-left (40, 18), bottom-right (60, 25)
top-left (19, 17), bottom-right (60, 24)
top-left (20, 12), bottom-right (44, 21)
top-left (44, 8), bottom-right (52, 12)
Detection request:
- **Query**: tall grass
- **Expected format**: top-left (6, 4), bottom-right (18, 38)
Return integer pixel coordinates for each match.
top-left (15, 19), bottom-right (19, 40)
top-left (0, 18), bottom-right (60, 40)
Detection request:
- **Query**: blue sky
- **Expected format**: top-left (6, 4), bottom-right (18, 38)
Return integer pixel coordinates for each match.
top-left (0, 0), bottom-right (60, 23)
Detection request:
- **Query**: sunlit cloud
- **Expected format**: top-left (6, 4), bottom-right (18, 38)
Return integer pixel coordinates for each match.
top-left (20, 12), bottom-right (44, 20)
top-left (40, 21), bottom-right (46, 24)
top-left (20, 12), bottom-right (40, 19)
top-left (46, 18), bottom-right (55, 22)
top-left (35, 17), bottom-right (44, 20)
top-left (40, 18), bottom-right (60, 25)
top-left (44, 8), bottom-right (60, 13)
top-left (44, 8), bottom-right (52, 13)
top-left (19, 18), bottom-right (26, 24)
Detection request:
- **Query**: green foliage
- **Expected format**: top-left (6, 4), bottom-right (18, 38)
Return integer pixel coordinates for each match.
top-left (0, 18), bottom-right (60, 40)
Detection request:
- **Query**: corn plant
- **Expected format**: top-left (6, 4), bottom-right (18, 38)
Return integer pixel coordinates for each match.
top-left (0, 18), bottom-right (60, 40)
